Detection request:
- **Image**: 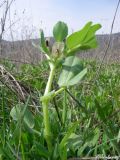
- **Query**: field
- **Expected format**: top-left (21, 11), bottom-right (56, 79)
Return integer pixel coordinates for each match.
top-left (0, 0), bottom-right (120, 159)
top-left (0, 58), bottom-right (120, 159)
top-left (0, 20), bottom-right (120, 160)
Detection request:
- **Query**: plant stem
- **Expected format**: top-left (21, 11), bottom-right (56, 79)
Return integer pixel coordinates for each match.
top-left (53, 87), bottom-right (65, 126)
top-left (62, 90), bottom-right (67, 125)
top-left (42, 101), bottom-right (52, 152)
top-left (54, 87), bottom-right (65, 96)
top-left (44, 64), bottom-right (55, 95)
top-left (42, 63), bottom-right (55, 152)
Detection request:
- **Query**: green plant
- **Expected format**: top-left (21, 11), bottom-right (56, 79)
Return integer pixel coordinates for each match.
top-left (1, 57), bottom-right (120, 159)
top-left (39, 21), bottom-right (101, 158)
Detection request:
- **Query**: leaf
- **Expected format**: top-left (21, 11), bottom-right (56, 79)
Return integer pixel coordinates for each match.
top-left (103, 125), bottom-right (120, 154)
top-left (77, 128), bottom-right (100, 156)
top-left (34, 142), bottom-right (50, 158)
top-left (95, 99), bottom-right (106, 120)
top-left (40, 29), bottom-right (50, 54)
top-left (10, 105), bottom-right (21, 121)
top-left (23, 108), bottom-right (35, 129)
top-left (58, 56), bottom-right (87, 87)
top-left (59, 121), bottom-right (79, 160)
top-left (67, 133), bottom-right (83, 150)
top-left (66, 22), bottom-right (101, 55)
top-left (67, 22), bottom-right (92, 49)
top-left (53, 21), bottom-right (68, 42)
top-left (91, 128), bottom-right (100, 146)
top-left (10, 104), bottom-right (35, 129)
top-left (59, 145), bottom-right (67, 160)
top-left (68, 68), bottom-right (87, 86)
top-left (59, 121), bottom-right (79, 149)
top-left (117, 130), bottom-right (120, 143)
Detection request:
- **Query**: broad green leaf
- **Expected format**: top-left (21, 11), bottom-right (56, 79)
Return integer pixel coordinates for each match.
top-left (67, 68), bottom-right (87, 86)
top-left (83, 24), bottom-right (102, 43)
top-left (10, 105), bottom-right (21, 121)
top-left (10, 105), bottom-right (35, 129)
top-left (66, 22), bottom-right (101, 55)
top-left (53, 21), bottom-right (68, 42)
top-left (67, 22), bottom-right (92, 49)
top-left (40, 29), bottom-right (50, 54)
top-left (58, 56), bottom-right (87, 87)
top-left (24, 108), bottom-right (35, 129)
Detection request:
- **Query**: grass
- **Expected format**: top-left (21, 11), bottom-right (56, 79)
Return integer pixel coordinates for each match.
top-left (0, 59), bottom-right (120, 159)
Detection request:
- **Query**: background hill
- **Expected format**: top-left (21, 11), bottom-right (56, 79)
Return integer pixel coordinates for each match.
top-left (0, 33), bottom-right (120, 65)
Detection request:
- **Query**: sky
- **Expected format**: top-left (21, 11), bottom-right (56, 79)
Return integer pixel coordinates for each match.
top-left (2, 0), bottom-right (120, 40)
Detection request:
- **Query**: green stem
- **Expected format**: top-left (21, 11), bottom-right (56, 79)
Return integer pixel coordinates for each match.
top-left (44, 64), bottom-right (55, 95)
top-left (62, 90), bottom-right (67, 125)
top-left (21, 142), bottom-right (25, 160)
top-left (42, 63), bottom-right (55, 152)
top-left (54, 87), bottom-right (65, 96)
top-left (42, 101), bottom-right (52, 152)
